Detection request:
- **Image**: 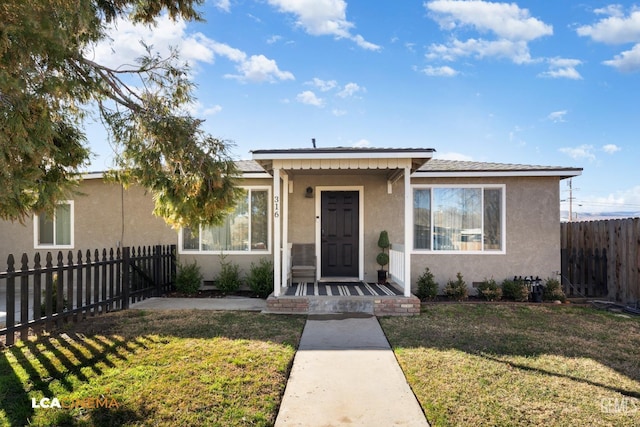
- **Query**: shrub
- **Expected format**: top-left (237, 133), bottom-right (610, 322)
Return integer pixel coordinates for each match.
top-left (246, 258), bottom-right (274, 298)
top-left (416, 267), bottom-right (438, 301)
top-left (477, 278), bottom-right (502, 301)
top-left (175, 260), bottom-right (202, 294)
top-left (502, 278), bottom-right (529, 302)
top-left (216, 254), bottom-right (242, 294)
top-left (543, 277), bottom-right (566, 302)
top-left (444, 272), bottom-right (468, 301)
top-left (41, 274), bottom-right (68, 314)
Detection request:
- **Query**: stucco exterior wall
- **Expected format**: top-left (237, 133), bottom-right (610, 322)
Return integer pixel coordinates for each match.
top-left (0, 179), bottom-right (176, 269)
top-left (0, 172), bottom-right (563, 293)
top-left (409, 176), bottom-right (561, 292)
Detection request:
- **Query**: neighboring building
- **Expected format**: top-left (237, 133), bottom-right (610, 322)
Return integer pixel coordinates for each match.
top-left (0, 147), bottom-right (582, 297)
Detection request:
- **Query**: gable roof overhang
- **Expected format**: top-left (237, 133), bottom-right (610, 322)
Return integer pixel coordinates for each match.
top-left (251, 147), bottom-right (435, 174)
top-left (412, 159), bottom-right (583, 180)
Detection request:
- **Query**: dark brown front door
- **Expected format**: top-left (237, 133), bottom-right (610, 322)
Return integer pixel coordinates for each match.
top-left (321, 191), bottom-right (359, 277)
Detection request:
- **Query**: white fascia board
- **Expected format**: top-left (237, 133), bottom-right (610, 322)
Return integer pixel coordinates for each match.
top-left (252, 151), bottom-right (434, 161)
top-left (82, 171), bottom-right (271, 180)
top-left (412, 170), bottom-right (582, 178)
top-left (241, 172), bottom-right (272, 179)
top-left (81, 172), bottom-right (105, 180)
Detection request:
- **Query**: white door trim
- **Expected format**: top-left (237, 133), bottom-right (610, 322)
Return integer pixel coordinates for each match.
top-left (315, 186), bottom-right (364, 280)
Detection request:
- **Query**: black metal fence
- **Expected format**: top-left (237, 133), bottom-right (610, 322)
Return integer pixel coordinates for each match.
top-left (1, 244), bottom-right (176, 346)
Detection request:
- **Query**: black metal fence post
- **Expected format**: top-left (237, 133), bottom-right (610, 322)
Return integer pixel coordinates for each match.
top-left (122, 247), bottom-right (130, 310)
top-left (6, 255), bottom-right (15, 346)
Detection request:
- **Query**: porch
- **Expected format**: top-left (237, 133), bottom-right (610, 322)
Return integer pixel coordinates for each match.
top-left (265, 282), bottom-right (421, 316)
top-left (263, 241), bottom-right (420, 315)
top-left (252, 147), bottom-right (434, 308)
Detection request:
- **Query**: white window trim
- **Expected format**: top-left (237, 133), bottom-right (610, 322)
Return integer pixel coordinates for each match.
top-left (178, 186), bottom-right (272, 255)
top-left (34, 200), bottom-right (75, 249)
top-left (410, 184), bottom-right (506, 255)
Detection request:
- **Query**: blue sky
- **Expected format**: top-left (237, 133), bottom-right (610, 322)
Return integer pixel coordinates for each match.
top-left (86, 0), bottom-right (640, 216)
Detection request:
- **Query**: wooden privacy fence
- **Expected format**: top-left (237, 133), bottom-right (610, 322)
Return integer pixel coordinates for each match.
top-left (561, 218), bottom-right (640, 303)
top-left (1, 244), bottom-right (176, 346)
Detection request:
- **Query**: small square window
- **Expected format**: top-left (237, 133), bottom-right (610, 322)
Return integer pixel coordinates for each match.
top-left (34, 202), bottom-right (74, 248)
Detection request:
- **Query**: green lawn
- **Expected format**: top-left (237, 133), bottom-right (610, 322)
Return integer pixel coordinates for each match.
top-left (0, 310), bottom-right (305, 427)
top-left (380, 303), bottom-right (640, 427)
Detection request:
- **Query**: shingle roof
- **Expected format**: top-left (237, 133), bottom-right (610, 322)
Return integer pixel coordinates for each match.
top-left (415, 159), bottom-right (582, 177)
top-left (236, 159), bottom-right (267, 173)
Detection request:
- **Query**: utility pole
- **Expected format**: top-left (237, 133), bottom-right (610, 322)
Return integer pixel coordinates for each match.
top-left (568, 178), bottom-right (573, 222)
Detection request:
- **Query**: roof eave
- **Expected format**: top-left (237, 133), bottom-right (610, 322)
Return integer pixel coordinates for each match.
top-left (412, 169), bottom-right (583, 179)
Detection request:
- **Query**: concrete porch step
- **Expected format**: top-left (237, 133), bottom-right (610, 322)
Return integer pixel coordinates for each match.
top-left (265, 294), bottom-right (421, 316)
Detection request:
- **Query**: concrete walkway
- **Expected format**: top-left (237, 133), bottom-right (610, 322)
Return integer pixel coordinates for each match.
top-left (275, 314), bottom-right (429, 427)
top-left (129, 296), bottom-right (267, 311)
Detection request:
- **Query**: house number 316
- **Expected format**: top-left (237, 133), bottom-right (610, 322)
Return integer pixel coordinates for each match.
top-left (274, 195), bottom-right (280, 218)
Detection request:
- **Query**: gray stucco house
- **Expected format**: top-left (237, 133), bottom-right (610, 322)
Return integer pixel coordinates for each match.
top-left (0, 147), bottom-right (582, 310)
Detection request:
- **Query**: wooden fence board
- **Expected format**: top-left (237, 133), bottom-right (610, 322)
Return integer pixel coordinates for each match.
top-left (561, 218), bottom-right (640, 303)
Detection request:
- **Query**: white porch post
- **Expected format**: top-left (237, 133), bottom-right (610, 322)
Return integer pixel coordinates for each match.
top-left (404, 166), bottom-right (412, 297)
top-left (281, 171), bottom-right (289, 289)
top-left (273, 167), bottom-right (281, 296)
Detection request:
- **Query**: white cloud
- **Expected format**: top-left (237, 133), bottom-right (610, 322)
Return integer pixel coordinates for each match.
top-left (307, 78), bottom-right (338, 91)
top-left (424, 1), bottom-right (552, 66)
top-left (353, 139), bottom-right (371, 147)
top-left (337, 82), bottom-right (364, 98)
top-left (577, 7), bottom-right (640, 72)
top-left (214, 0), bottom-right (231, 12)
top-left (539, 57), bottom-right (583, 79)
top-left (88, 16), bottom-right (293, 83)
top-left (88, 16), bottom-right (215, 69)
top-left (547, 110), bottom-right (568, 123)
top-left (426, 0), bottom-right (552, 41)
top-left (603, 43), bottom-right (640, 72)
top-left (267, 35), bottom-right (283, 44)
top-left (577, 9), bottom-right (640, 44)
top-left (579, 185), bottom-right (640, 213)
top-left (594, 5), bottom-right (625, 18)
top-left (559, 144), bottom-right (596, 161)
top-left (226, 54), bottom-right (295, 83)
top-left (602, 144), bottom-right (621, 154)
top-left (426, 38), bottom-right (533, 64)
top-left (203, 105), bottom-right (223, 116)
top-left (332, 109), bottom-right (347, 116)
top-left (267, 0), bottom-right (380, 50)
top-left (209, 41), bottom-right (247, 62)
top-left (296, 90), bottom-right (324, 107)
top-left (351, 34), bottom-right (380, 51)
top-left (421, 65), bottom-right (458, 76)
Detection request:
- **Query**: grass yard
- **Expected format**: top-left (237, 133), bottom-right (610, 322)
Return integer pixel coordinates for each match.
top-left (380, 304), bottom-right (640, 427)
top-left (0, 310), bottom-right (305, 427)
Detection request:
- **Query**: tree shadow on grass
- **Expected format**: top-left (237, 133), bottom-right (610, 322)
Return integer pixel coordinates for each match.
top-left (382, 304), bottom-right (640, 386)
top-left (1, 330), bottom-right (153, 426)
top-left (1, 309), bottom-right (305, 426)
top-left (0, 350), bottom-right (33, 427)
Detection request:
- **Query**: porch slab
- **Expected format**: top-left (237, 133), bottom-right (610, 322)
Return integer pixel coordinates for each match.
top-left (265, 293), bottom-right (420, 316)
top-left (266, 281), bottom-right (420, 316)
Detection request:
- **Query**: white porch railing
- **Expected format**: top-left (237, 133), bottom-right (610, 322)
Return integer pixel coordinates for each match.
top-left (389, 243), bottom-right (405, 290)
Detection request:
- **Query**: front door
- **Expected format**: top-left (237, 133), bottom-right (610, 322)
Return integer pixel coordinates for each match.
top-left (321, 191), bottom-right (359, 277)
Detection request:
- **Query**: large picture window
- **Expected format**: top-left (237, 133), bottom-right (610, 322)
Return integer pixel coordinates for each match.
top-left (413, 186), bottom-right (504, 252)
top-left (180, 188), bottom-right (270, 253)
top-left (34, 202), bottom-right (74, 248)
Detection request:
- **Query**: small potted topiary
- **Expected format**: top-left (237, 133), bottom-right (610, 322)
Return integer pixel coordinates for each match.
top-left (376, 230), bottom-right (390, 284)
